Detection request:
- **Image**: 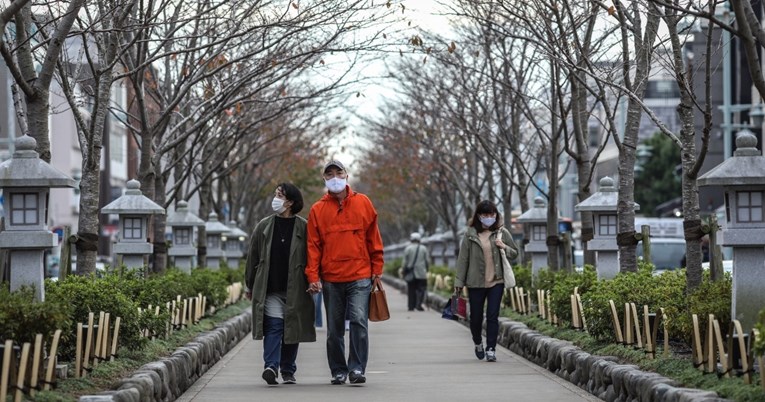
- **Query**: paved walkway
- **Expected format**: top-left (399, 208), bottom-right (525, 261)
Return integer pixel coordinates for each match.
top-left (179, 286), bottom-right (600, 402)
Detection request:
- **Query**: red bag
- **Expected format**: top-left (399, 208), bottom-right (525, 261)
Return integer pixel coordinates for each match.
top-left (451, 293), bottom-right (467, 319)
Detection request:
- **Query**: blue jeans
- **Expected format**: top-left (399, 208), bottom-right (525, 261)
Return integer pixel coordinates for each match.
top-left (323, 278), bottom-right (372, 375)
top-left (467, 284), bottom-right (504, 350)
top-left (263, 315), bottom-right (299, 374)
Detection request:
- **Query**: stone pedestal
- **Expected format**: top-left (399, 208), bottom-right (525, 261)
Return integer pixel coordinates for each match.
top-left (9, 250), bottom-right (45, 300)
top-left (730, 248), bottom-right (765, 331)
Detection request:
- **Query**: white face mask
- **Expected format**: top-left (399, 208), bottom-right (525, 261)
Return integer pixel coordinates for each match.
top-left (325, 177), bottom-right (347, 193)
top-left (479, 217), bottom-right (496, 227)
top-left (271, 197), bottom-right (287, 213)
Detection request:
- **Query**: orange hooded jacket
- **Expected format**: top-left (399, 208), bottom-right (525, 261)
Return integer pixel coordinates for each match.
top-left (305, 186), bottom-right (384, 283)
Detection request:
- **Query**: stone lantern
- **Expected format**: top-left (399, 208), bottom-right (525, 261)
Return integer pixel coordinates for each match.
top-left (0, 136), bottom-right (76, 301)
top-left (575, 176), bottom-right (639, 279)
top-left (205, 212), bottom-right (230, 269)
top-left (101, 180), bottom-right (165, 269)
top-left (516, 197), bottom-right (550, 278)
top-left (166, 200), bottom-right (205, 273)
top-left (224, 221), bottom-right (248, 268)
top-left (698, 130), bottom-right (765, 331)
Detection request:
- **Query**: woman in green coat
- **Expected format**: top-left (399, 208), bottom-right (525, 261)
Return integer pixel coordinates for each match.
top-left (245, 183), bottom-right (316, 385)
top-left (454, 200), bottom-right (518, 363)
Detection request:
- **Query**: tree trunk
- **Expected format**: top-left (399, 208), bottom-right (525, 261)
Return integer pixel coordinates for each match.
top-left (26, 91), bottom-right (52, 163)
top-left (152, 172), bottom-right (168, 273)
top-left (76, 167), bottom-right (101, 275)
top-left (197, 168), bottom-right (212, 269)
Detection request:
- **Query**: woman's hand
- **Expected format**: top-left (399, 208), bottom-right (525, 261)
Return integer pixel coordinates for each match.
top-left (454, 286), bottom-right (463, 295)
top-left (495, 237), bottom-right (507, 250)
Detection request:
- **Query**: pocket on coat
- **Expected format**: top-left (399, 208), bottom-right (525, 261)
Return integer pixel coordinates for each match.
top-left (325, 223), bottom-right (364, 261)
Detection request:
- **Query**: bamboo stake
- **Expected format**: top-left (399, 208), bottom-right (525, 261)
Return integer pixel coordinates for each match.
top-left (75, 324), bottom-right (83, 378)
top-left (576, 294), bottom-right (586, 331)
top-left (624, 303), bottom-right (632, 345)
top-left (630, 303), bottom-right (642, 348)
top-left (691, 314), bottom-right (703, 369)
top-left (705, 314), bottom-right (715, 373)
top-left (30, 334), bottom-right (42, 396)
top-left (110, 317), bottom-right (121, 362)
top-left (43, 330), bottom-right (62, 391)
top-left (93, 312), bottom-right (105, 368)
top-left (82, 312), bottom-right (94, 375)
top-left (101, 313), bottom-right (111, 363)
top-left (608, 300), bottom-right (624, 344)
top-left (14, 342), bottom-right (30, 402)
top-left (1, 339), bottom-right (13, 402)
top-left (642, 305), bottom-right (653, 358)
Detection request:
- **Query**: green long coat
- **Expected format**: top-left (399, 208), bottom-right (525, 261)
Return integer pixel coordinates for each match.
top-left (245, 215), bottom-right (316, 344)
top-left (454, 226), bottom-right (519, 288)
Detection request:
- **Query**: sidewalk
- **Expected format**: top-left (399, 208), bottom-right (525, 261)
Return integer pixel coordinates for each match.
top-left (178, 286), bottom-right (600, 402)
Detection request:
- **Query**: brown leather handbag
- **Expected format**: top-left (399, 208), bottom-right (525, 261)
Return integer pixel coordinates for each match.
top-left (369, 278), bottom-right (390, 322)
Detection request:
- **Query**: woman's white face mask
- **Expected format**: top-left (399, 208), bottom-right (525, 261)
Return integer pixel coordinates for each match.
top-left (271, 197), bottom-right (287, 213)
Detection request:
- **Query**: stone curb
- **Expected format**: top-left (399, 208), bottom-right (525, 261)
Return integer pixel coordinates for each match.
top-left (383, 276), bottom-right (730, 402)
top-left (78, 308), bottom-right (252, 402)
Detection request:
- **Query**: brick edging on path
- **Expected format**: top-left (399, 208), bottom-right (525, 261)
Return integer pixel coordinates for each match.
top-left (78, 308), bottom-right (253, 402)
top-left (383, 276), bottom-right (730, 402)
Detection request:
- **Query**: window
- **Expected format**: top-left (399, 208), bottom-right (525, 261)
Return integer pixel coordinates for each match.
top-left (207, 235), bottom-right (220, 249)
top-left (10, 193), bottom-right (38, 225)
top-left (737, 191), bottom-right (764, 222)
top-left (123, 217), bottom-right (143, 239)
top-left (175, 228), bottom-right (191, 245)
top-left (227, 240), bottom-right (238, 251)
top-left (532, 225), bottom-right (546, 241)
top-left (599, 214), bottom-right (617, 236)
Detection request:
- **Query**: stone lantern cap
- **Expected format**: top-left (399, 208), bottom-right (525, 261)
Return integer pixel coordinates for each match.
top-left (517, 197), bottom-right (550, 223)
top-left (226, 221), bottom-right (248, 240)
top-left (0, 136), bottom-right (76, 188)
top-left (101, 179), bottom-right (165, 214)
top-left (205, 212), bottom-right (231, 234)
top-left (575, 176), bottom-right (640, 212)
top-left (698, 130), bottom-right (765, 187)
top-left (166, 200), bottom-right (205, 226)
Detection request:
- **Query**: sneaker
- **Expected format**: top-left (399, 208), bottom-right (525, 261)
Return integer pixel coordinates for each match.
top-left (486, 348), bottom-right (497, 362)
top-left (415, 306), bottom-right (424, 311)
top-left (281, 372), bottom-right (296, 384)
top-left (262, 367), bottom-right (278, 385)
top-left (331, 372), bottom-right (347, 385)
top-left (349, 370), bottom-right (366, 384)
top-left (474, 344), bottom-right (485, 360)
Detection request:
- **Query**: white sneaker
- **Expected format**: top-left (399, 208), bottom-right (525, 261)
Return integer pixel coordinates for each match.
top-left (486, 348), bottom-right (497, 362)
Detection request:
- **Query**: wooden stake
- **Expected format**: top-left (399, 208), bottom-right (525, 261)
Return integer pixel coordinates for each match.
top-left (576, 294), bottom-right (586, 331)
top-left (608, 300), bottom-right (623, 344)
top-left (30, 334), bottom-right (42, 396)
top-left (624, 303), bottom-right (632, 345)
top-left (691, 314), bottom-right (703, 369)
top-left (642, 305), bottom-right (653, 358)
top-left (14, 342), bottom-right (30, 402)
top-left (93, 312), bottom-right (105, 368)
top-left (630, 303), bottom-right (642, 348)
top-left (75, 323), bottom-right (83, 378)
top-left (43, 330), bottom-right (62, 391)
top-left (83, 312), bottom-right (94, 375)
top-left (1, 339), bottom-right (13, 402)
top-left (705, 314), bottom-right (715, 373)
top-left (101, 313), bottom-right (111, 363)
top-left (110, 317), bottom-right (121, 362)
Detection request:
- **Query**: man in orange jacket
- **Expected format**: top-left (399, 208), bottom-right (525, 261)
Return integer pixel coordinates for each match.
top-left (306, 160), bottom-right (384, 385)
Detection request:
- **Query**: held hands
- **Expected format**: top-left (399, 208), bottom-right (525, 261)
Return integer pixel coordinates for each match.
top-left (454, 286), bottom-right (462, 295)
top-left (245, 290), bottom-right (252, 301)
top-left (307, 281), bottom-right (322, 295)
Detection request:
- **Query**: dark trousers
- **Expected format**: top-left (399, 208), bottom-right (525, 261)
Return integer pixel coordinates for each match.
top-left (407, 279), bottom-right (427, 310)
top-left (467, 284), bottom-right (504, 349)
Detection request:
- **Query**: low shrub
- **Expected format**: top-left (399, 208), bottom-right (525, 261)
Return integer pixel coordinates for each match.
top-left (383, 257), bottom-right (403, 277)
top-left (0, 286), bottom-right (72, 344)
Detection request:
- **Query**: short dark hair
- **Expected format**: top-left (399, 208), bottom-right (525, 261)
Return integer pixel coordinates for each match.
top-left (469, 200), bottom-right (502, 232)
top-left (277, 182), bottom-right (304, 214)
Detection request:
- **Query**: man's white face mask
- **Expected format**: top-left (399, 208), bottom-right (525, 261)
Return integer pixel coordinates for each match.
top-left (325, 177), bottom-right (347, 193)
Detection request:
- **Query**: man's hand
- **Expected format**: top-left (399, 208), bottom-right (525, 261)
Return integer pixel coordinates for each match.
top-left (371, 273), bottom-right (382, 282)
top-left (454, 286), bottom-right (463, 295)
top-left (307, 281), bottom-right (322, 295)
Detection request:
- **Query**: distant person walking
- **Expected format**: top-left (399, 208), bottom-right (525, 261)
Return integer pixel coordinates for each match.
top-left (305, 160), bottom-right (385, 385)
top-left (245, 183), bottom-right (315, 385)
top-left (402, 232), bottom-right (430, 311)
top-left (454, 200), bottom-right (518, 362)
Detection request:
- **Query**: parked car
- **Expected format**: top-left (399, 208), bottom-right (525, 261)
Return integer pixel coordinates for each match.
top-left (637, 237), bottom-right (686, 272)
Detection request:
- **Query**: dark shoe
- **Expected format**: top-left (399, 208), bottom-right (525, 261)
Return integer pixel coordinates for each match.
top-left (331, 372), bottom-right (347, 385)
top-left (262, 367), bottom-right (278, 385)
top-left (474, 344), bottom-right (485, 360)
top-left (415, 306), bottom-right (424, 311)
top-left (349, 370), bottom-right (366, 384)
top-left (486, 348), bottom-right (497, 362)
top-left (281, 372), bottom-right (296, 384)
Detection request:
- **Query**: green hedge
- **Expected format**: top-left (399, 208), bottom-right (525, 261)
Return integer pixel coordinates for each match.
top-left (0, 263), bottom-right (246, 361)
